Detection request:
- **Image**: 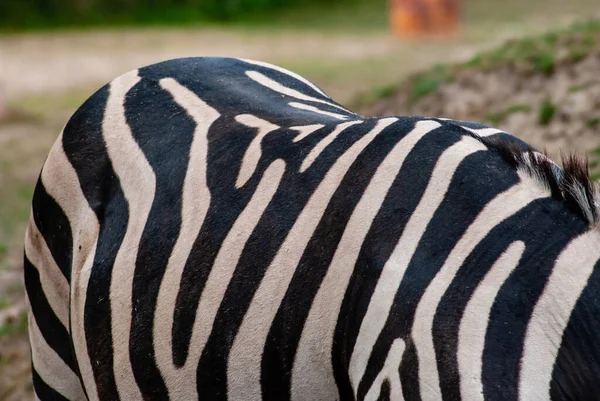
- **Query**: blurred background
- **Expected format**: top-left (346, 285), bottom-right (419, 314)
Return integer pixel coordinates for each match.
top-left (0, 0), bottom-right (599, 399)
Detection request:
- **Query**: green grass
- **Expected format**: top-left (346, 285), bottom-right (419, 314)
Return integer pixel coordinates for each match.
top-left (538, 99), bottom-right (557, 126)
top-left (589, 147), bottom-right (600, 182)
top-left (462, 19), bottom-right (600, 73)
top-left (0, 312), bottom-right (28, 338)
top-left (586, 117), bottom-right (600, 129)
top-left (410, 65), bottom-right (454, 104)
top-left (485, 103), bottom-right (532, 125)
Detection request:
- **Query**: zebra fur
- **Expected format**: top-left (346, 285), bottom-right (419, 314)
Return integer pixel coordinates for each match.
top-left (25, 57), bottom-right (600, 401)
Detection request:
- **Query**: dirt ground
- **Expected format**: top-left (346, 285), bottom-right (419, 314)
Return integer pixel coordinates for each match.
top-left (1, 3), bottom-right (599, 398)
top-left (363, 29), bottom-right (600, 161)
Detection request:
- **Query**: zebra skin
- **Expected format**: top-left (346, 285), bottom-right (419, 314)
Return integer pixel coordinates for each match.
top-left (25, 57), bottom-right (600, 401)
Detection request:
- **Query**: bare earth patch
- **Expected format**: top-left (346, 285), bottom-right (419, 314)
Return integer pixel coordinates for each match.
top-left (362, 26), bottom-right (600, 165)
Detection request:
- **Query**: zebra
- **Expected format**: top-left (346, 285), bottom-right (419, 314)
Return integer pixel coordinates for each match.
top-left (24, 56), bottom-right (600, 401)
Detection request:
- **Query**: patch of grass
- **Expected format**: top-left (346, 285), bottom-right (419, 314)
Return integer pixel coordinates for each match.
top-left (373, 85), bottom-right (397, 100)
top-left (538, 99), bottom-right (556, 126)
top-left (569, 85), bottom-right (585, 93)
top-left (586, 117), bottom-right (600, 129)
top-left (485, 103), bottom-right (532, 125)
top-left (464, 54), bottom-right (483, 68)
top-left (531, 52), bottom-right (555, 75)
top-left (542, 32), bottom-right (560, 46)
top-left (349, 83), bottom-right (400, 112)
top-left (410, 65), bottom-right (453, 104)
top-left (590, 149), bottom-right (600, 182)
top-left (461, 24), bottom-right (594, 75)
top-left (468, 19), bottom-right (599, 72)
top-left (566, 49), bottom-right (588, 64)
top-left (0, 312), bottom-right (28, 338)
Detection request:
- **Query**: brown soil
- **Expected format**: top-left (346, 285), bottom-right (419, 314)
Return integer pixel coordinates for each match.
top-left (362, 40), bottom-right (600, 159)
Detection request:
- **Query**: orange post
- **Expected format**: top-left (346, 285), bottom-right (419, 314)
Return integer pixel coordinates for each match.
top-left (390, 0), bottom-right (459, 37)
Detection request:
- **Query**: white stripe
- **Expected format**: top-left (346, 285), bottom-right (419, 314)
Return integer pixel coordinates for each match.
top-left (152, 78), bottom-right (220, 400)
top-left (412, 170), bottom-right (550, 401)
top-left (461, 126), bottom-right (505, 137)
top-left (289, 102), bottom-right (349, 120)
top-left (24, 216), bottom-right (70, 329)
top-left (290, 124), bottom-right (325, 143)
top-left (241, 59), bottom-right (329, 97)
top-left (348, 136), bottom-right (488, 392)
top-left (519, 230), bottom-right (600, 400)
top-left (364, 338), bottom-right (406, 401)
top-left (104, 70), bottom-right (149, 401)
top-left (29, 313), bottom-right (87, 401)
top-left (40, 133), bottom-right (100, 401)
top-left (245, 70), bottom-right (351, 114)
top-left (235, 114), bottom-right (280, 188)
top-left (292, 120), bottom-right (440, 401)
top-left (458, 241), bottom-right (525, 401)
top-left (174, 159), bottom-right (282, 398)
top-left (227, 117), bottom-right (398, 401)
top-left (300, 120), bottom-right (363, 173)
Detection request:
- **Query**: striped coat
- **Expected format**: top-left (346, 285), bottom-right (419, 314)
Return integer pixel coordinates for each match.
top-left (25, 57), bottom-right (600, 401)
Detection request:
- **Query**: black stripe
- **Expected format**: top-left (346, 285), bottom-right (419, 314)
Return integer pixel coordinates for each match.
top-left (63, 84), bottom-right (121, 400)
top-left (31, 181), bottom-right (73, 281)
top-left (32, 366), bottom-right (70, 401)
top-left (377, 379), bottom-right (391, 401)
top-left (551, 259), bottom-right (600, 400)
top-left (481, 200), bottom-right (586, 401)
top-left (125, 76), bottom-right (196, 398)
top-left (24, 254), bottom-right (74, 370)
top-left (83, 182), bottom-right (128, 400)
top-left (62, 84), bottom-right (114, 222)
